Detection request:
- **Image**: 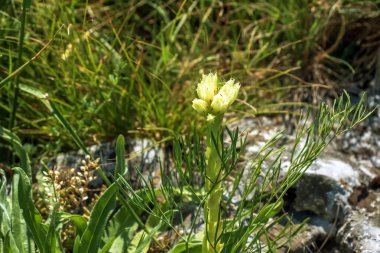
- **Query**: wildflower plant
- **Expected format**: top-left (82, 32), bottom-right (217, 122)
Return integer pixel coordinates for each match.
top-left (192, 73), bottom-right (240, 253)
top-left (187, 73), bottom-right (373, 253)
top-left (0, 72), bottom-right (374, 253)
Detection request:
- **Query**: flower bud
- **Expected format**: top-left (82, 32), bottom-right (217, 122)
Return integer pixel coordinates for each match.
top-left (192, 99), bottom-right (209, 113)
top-left (210, 93), bottom-right (229, 113)
top-left (221, 79), bottom-right (240, 105)
top-left (210, 79), bottom-right (240, 113)
top-left (207, 114), bottom-right (215, 122)
top-left (196, 73), bottom-right (218, 102)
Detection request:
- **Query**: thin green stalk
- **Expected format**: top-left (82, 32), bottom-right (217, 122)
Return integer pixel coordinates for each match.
top-left (192, 73), bottom-right (240, 253)
top-left (9, 0), bottom-right (29, 130)
top-left (203, 115), bottom-right (224, 253)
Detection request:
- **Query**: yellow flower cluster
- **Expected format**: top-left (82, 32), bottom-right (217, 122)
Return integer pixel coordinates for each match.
top-left (192, 73), bottom-right (240, 121)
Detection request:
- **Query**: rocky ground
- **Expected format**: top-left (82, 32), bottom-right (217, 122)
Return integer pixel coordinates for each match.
top-left (230, 95), bottom-right (380, 252)
top-left (50, 96), bottom-right (380, 252)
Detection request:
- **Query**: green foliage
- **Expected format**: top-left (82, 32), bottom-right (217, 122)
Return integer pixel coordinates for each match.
top-left (0, 90), bottom-right (373, 252)
top-left (55, 213), bottom-right (87, 237)
top-left (77, 183), bottom-right (118, 253)
top-left (115, 134), bottom-right (127, 177)
top-left (0, 130), bottom-right (165, 252)
top-left (0, 0), bottom-right (378, 252)
top-left (102, 206), bottom-right (139, 252)
top-left (0, 166), bottom-right (51, 253)
top-left (0, 125), bottom-right (30, 176)
top-left (13, 167), bottom-right (52, 253)
top-left (1, 0), bottom-right (378, 155)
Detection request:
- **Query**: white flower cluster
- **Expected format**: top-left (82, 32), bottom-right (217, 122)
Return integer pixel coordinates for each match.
top-left (192, 73), bottom-right (240, 121)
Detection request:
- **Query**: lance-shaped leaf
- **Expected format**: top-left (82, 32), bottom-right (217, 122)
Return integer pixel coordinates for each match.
top-left (78, 183), bottom-right (118, 253)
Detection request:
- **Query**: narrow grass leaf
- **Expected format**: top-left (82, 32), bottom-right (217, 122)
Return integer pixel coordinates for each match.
top-left (134, 222), bottom-right (162, 253)
top-left (168, 235), bottom-right (203, 253)
top-left (99, 227), bottom-right (132, 253)
top-left (4, 231), bottom-right (20, 253)
top-left (0, 171), bottom-right (20, 253)
top-left (0, 170), bottom-right (10, 231)
top-left (18, 84), bottom-right (89, 155)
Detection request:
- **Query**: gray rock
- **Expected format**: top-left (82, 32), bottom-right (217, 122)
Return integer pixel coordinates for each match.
top-left (292, 156), bottom-right (360, 222)
top-left (288, 222), bottom-right (330, 253)
top-left (337, 210), bottom-right (380, 253)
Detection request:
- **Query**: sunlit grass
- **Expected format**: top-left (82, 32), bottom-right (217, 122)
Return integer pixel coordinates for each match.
top-left (0, 1), bottom-right (379, 252)
top-left (2, 0), bottom-right (378, 157)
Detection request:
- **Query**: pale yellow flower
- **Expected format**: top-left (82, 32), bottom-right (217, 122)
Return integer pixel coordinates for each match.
top-left (193, 73), bottom-right (240, 115)
top-left (192, 99), bottom-right (209, 113)
top-left (196, 73), bottom-right (218, 102)
top-left (220, 79), bottom-right (240, 105)
top-left (211, 93), bottom-right (230, 113)
top-left (211, 79), bottom-right (240, 112)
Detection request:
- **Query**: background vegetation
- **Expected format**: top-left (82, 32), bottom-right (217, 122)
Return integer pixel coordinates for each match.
top-left (1, 0), bottom-right (379, 160)
top-left (0, 1), bottom-right (379, 252)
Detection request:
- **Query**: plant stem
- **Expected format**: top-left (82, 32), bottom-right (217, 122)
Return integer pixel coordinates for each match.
top-left (203, 115), bottom-right (224, 253)
top-left (9, 0), bottom-right (28, 130)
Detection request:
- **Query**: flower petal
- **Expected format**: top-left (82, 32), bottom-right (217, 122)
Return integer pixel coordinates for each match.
top-left (192, 98), bottom-right (209, 113)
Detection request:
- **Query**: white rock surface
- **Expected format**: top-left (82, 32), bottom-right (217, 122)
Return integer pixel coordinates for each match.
top-left (306, 158), bottom-right (360, 188)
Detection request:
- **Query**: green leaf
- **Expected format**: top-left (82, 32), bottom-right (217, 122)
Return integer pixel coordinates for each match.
top-left (168, 233), bottom-right (203, 253)
top-left (13, 167), bottom-right (45, 252)
top-left (168, 242), bottom-right (202, 253)
top-left (99, 236), bottom-right (118, 253)
top-left (0, 170), bottom-right (10, 235)
top-left (1, 169), bottom-right (30, 253)
top-left (253, 199), bottom-right (283, 225)
top-left (24, 0), bottom-right (32, 8)
top-left (99, 227), bottom-right (132, 253)
top-left (4, 229), bottom-right (21, 253)
top-left (4, 231), bottom-right (13, 253)
top-left (56, 213), bottom-right (87, 237)
top-left (44, 208), bottom-right (60, 253)
top-left (73, 235), bottom-right (80, 253)
top-left (11, 172), bottom-right (29, 253)
top-left (0, 125), bottom-right (31, 177)
top-left (129, 222), bottom-right (162, 253)
top-left (78, 183), bottom-right (118, 253)
top-left (102, 206), bottom-right (139, 253)
top-left (115, 134), bottom-right (127, 177)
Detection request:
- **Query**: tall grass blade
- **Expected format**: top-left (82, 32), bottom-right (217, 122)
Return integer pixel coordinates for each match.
top-left (168, 234), bottom-right (203, 253)
top-left (5, 229), bottom-right (24, 253)
top-left (8, 0), bottom-right (31, 130)
top-left (18, 84), bottom-right (89, 155)
top-left (135, 222), bottom-right (162, 253)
